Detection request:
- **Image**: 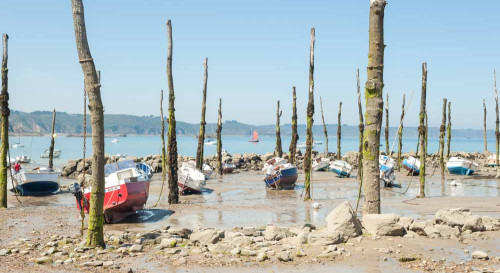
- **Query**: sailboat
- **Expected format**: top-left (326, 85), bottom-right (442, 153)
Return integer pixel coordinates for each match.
top-left (11, 133), bottom-right (24, 148)
top-left (248, 130), bottom-right (259, 142)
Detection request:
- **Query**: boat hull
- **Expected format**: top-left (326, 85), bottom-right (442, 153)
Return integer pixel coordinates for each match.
top-left (447, 166), bottom-right (475, 175)
top-left (331, 168), bottom-right (350, 178)
top-left (12, 181), bottom-right (59, 196)
top-left (264, 167), bottom-right (298, 190)
top-left (402, 160), bottom-right (420, 175)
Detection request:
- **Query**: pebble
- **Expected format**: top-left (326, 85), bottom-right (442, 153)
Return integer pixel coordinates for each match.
top-left (256, 252), bottom-right (268, 262)
top-left (35, 257), bottom-right (52, 264)
top-left (103, 261), bottom-right (115, 267)
top-left (471, 251), bottom-right (489, 260)
top-left (0, 249), bottom-right (10, 256)
top-left (129, 244), bottom-right (143, 253)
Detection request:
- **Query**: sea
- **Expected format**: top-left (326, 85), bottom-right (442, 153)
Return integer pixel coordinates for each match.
top-left (7, 134), bottom-right (494, 166)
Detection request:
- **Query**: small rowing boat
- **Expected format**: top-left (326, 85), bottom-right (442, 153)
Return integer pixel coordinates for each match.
top-left (263, 157), bottom-right (298, 190)
top-left (312, 158), bottom-right (330, 171)
top-left (329, 160), bottom-right (352, 178)
top-left (402, 156), bottom-right (420, 176)
top-left (446, 157), bottom-right (478, 175)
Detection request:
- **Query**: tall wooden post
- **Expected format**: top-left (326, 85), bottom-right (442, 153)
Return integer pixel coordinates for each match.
top-left (0, 34), bottom-right (9, 208)
top-left (439, 99), bottom-right (447, 181)
top-left (304, 28), bottom-right (315, 201)
top-left (483, 99), bottom-right (487, 152)
top-left (385, 94), bottom-right (389, 155)
top-left (446, 102), bottom-right (452, 159)
top-left (495, 70), bottom-right (499, 166)
top-left (195, 58), bottom-right (208, 170)
top-left (71, 0), bottom-right (106, 247)
top-left (275, 100), bottom-right (283, 157)
top-left (356, 69), bottom-right (364, 181)
top-left (337, 102), bottom-right (342, 160)
top-left (320, 97), bottom-right (328, 156)
top-left (362, 0), bottom-right (386, 214)
top-left (48, 109), bottom-right (56, 170)
top-left (166, 20), bottom-right (179, 204)
top-left (154, 90), bottom-right (167, 206)
top-left (216, 99), bottom-right (222, 175)
top-left (288, 87), bottom-right (298, 165)
top-left (396, 94), bottom-right (405, 171)
top-left (418, 63), bottom-right (427, 199)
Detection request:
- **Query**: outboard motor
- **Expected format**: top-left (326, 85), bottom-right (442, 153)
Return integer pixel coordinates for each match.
top-left (69, 183), bottom-right (86, 214)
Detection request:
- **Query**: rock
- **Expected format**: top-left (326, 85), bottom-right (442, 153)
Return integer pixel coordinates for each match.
top-left (230, 248), bottom-right (241, 256)
top-left (190, 229), bottom-right (225, 245)
top-left (471, 251), bottom-right (489, 260)
top-left (165, 249), bottom-right (181, 255)
top-left (424, 226), bottom-right (441, 238)
top-left (230, 236), bottom-right (253, 248)
top-left (325, 201), bottom-right (362, 237)
top-left (47, 247), bottom-right (59, 254)
top-left (103, 261), bottom-right (114, 267)
top-left (159, 238), bottom-right (177, 249)
top-left (277, 251), bottom-right (293, 262)
top-left (409, 220), bottom-right (432, 236)
top-left (207, 243), bottom-right (231, 254)
top-left (36, 257), bottom-right (52, 264)
top-left (433, 208), bottom-right (471, 227)
top-left (240, 249), bottom-right (257, 257)
top-left (435, 224), bottom-right (461, 238)
top-left (481, 216), bottom-right (500, 231)
top-left (362, 214), bottom-right (405, 236)
top-left (463, 215), bottom-right (485, 232)
top-left (241, 228), bottom-right (258, 237)
top-left (129, 245), bottom-right (143, 253)
top-left (256, 252), bottom-right (268, 262)
top-left (0, 249), bottom-right (10, 256)
top-left (64, 258), bottom-right (73, 264)
top-left (378, 248), bottom-right (392, 254)
top-left (307, 231), bottom-right (343, 246)
top-left (263, 225), bottom-right (291, 241)
top-left (168, 228), bottom-right (192, 239)
top-left (398, 217), bottom-right (414, 230)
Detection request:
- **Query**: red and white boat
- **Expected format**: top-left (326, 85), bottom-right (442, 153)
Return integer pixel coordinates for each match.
top-left (248, 130), bottom-right (259, 142)
top-left (70, 160), bottom-right (152, 223)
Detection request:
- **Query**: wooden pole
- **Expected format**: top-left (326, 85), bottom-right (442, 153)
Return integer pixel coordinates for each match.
top-left (362, 0), bottom-right (386, 214)
top-left (356, 69), bottom-right (364, 181)
top-left (275, 100), bottom-right (283, 157)
top-left (71, 0), bottom-right (106, 247)
top-left (288, 87), bottom-right (298, 165)
top-left (483, 99), bottom-right (487, 152)
top-left (495, 70), bottom-right (499, 166)
top-left (320, 97), bottom-right (328, 156)
top-left (48, 109), bottom-right (56, 170)
top-left (385, 94), bottom-right (389, 155)
top-left (154, 90), bottom-right (167, 207)
top-left (396, 94), bottom-right (405, 171)
top-left (418, 63), bottom-right (427, 199)
top-left (304, 28), bottom-right (315, 201)
top-left (446, 102), bottom-right (452, 159)
top-left (195, 58), bottom-right (208, 170)
top-left (439, 98), bottom-right (447, 181)
top-left (0, 34), bottom-right (9, 208)
top-left (337, 102), bottom-right (342, 160)
top-left (166, 20), bottom-right (179, 204)
top-left (216, 99), bottom-right (222, 175)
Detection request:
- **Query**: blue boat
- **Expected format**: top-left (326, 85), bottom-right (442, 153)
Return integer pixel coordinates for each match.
top-left (264, 163), bottom-right (298, 190)
top-left (402, 156), bottom-right (420, 176)
top-left (446, 157), bottom-right (478, 175)
top-left (329, 160), bottom-right (352, 178)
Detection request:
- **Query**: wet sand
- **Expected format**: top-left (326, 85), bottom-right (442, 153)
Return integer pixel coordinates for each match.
top-left (1, 168), bottom-right (500, 272)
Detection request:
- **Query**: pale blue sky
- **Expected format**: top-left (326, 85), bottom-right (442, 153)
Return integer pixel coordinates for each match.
top-left (0, 0), bottom-right (499, 129)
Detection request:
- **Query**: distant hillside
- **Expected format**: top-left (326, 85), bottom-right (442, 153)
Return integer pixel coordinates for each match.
top-left (6, 110), bottom-right (494, 138)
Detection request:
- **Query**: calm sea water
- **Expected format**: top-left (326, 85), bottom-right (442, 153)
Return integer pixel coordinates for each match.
top-left (8, 135), bottom-right (493, 165)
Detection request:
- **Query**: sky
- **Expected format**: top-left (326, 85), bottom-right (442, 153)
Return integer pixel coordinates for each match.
top-left (0, 0), bottom-right (499, 129)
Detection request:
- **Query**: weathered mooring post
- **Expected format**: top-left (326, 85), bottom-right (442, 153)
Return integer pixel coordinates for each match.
top-left (397, 95), bottom-right (405, 171)
top-left (304, 28), bottom-right (315, 201)
top-left (418, 63), bottom-right (427, 199)
top-left (446, 102), bottom-right (452, 159)
top-left (362, 0), bottom-right (386, 214)
top-left (495, 70), bottom-right (499, 166)
top-left (217, 99), bottom-right (223, 175)
top-left (337, 102), bottom-right (342, 160)
top-left (71, 0), bottom-right (106, 247)
top-left (48, 109), bottom-right (56, 170)
top-left (439, 99), bottom-right (447, 181)
top-left (385, 94), bottom-right (389, 155)
top-left (196, 58), bottom-right (208, 170)
top-left (320, 97), bottom-right (328, 156)
top-left (483, 99), bottom-right (487, 152)
top-left (275, 100), bottom-right (283, 157)
top-left (0, 34), bottom-right (9, 209)
top-left (289, 87), bottom-right (298, 165)
top-left (166, 20), bottom-right (179, 204)
top-left (356, 69), bottom-right (364, 181)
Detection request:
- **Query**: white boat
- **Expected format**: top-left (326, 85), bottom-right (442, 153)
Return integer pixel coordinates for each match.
top-left (9, 167), bottom-right (60, 196)
top-left (111, 138), bottom-right (119, 143)
top-left (204, 139), bottom-right (217, 146)
top-left (223, 161), bottom-right (236, 174)
top-left (11, 143), bottom-right (25, 148)
top-left (379, 155), bottom-right (396, 186)
top-left (15, 155), bottom-right (31, 163)
top-left (329, 160), bottom-right (352, 177)
top-left (202, 164), bottom-right (213, 179)
top-left (402, 156), bottom-right (420, 175)
top-left (312, 158), bottom-right (330, 171)
top-left (178, 163), bottom-right (206, 193)
top-left (297, 143), bottom-right (315, 149)
top-left (446, 157), bottom-right (479, 175)
top-left (263, 157), bottom-right (298, 189)
top-left (314, 140), bottom-right (323, 145)
top-left (40, 149), bottom-right (61, 158)
top-left (487, 154), bottom-right (498, 167)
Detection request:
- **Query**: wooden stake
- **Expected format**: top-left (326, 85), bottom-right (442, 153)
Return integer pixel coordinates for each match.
top-left (154, 90), bottom-right (167, 207)
top-left (71, 0), bottom-right (106, 247)
top-left (48, 109), bottom-right (56, 170)
top-left (0, 34), bottom-right (9, 208)
top-left (495, 70), bottom-right (499, 166)
top-left (356, 69), bottom-right (364, 181)
top-left (288, 87), bottom-right (298, 165)
top-left (195, 58), bottom-right (208, 170)
top-left (385, 93), bottom-right (389, 155)
top-left (418, 63), bottom-right (427, 199)
top-left (483, 99), bottom-right (487, 152)
top-left (275, 100), bottom-right (283, 157)
top-left (446, 101), bottom-right (452, 159)
top-left (337, 102), bottom-right (342, 160)
top-left (320, 97), bottom-right (328, 156)
top-left (166, 20), bottom-right (179, 204)
top-left (217, 99), bottom-right (222, 175)
top-left (304, 28), bottom-right (315, 201)
top-left (439, 98), bottom-right (447, 181)
top-left (396, 94), bottom-right (405, 171)
top-left (362, 0), bottom-right (386, 214)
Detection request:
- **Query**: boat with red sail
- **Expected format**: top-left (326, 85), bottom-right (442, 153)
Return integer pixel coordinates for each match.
top-left (248, 130), bottom-right (259, 142)
top-left (70, 160), bottom-right (152, 223)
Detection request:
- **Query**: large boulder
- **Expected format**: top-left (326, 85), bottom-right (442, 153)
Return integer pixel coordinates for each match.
top-left (481, 216), bottom-right (500, 231)
top-left (433, 208), bottom-right (471, 227)
top-left (434, 224), bottom-right (460, 239)
top-left (362, 214), bottom-right (405, 236)
top-left (463, 215), bottom-right (485, 232)
top-left (190, 229), bottom-right (224, 245)
top-left (325, 201), bottom-right (362, 237)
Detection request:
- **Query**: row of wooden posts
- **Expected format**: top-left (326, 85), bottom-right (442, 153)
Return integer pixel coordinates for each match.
top-left (1, 0), bottom-right (500, 250)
